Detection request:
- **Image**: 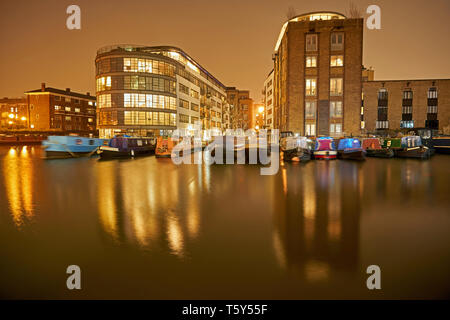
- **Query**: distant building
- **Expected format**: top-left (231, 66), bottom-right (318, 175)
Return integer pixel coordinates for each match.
top-left (263, 70), bottom-right (274, 129)
top-left (0, 98), bottom-right (28, 130)
top-left (95, 45), bottom-right (228, 138)
top-left (362, 79), bottom-right (450, 134)
top-left (24, 83), bottom-right (96, 133)
top-left (272, 11), bottom-right (364, 137)
top-left (226, 87), bottom-right (253, 130)
top-left (252, 103), bottom-right (265, 130)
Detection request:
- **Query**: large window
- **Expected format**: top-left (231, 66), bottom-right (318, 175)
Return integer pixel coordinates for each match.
top-left (179, 99), bottom-right (189, 109)
top-left (305, 101), bottom-right (316, 119)
top-left (124, 111), bottom-right (176, 126)
top-left (428, 88), bottom-right (438, 99)
top-left (305, 123), bottom-right (316, 136)
top-left (330, 55), bottom-right (344, 67)
top-left (330, 78), bottom-right (343, 96)
top-left (96, 76), bottom-right (111, 91)
top-left (98, 94), bottom-right (111, 108)
top-left (330, 123), bottom-right (342, 134)
top-left (400, 120), bottom-right (414, 128)
top-left (190, 89), bottom-right (199, 99)
top-left (179, 83), bottom-right (189, 95)
top-left (305, 79), bottom-right (317, 96)
top-left (306, 56), bottom-right (317, 68)
top-left (330, 101), bottom-right (343, 118)
top-left (306, 34), bottom-right (318, 51)
top-left (123, 93), bottom-right (176, 109)
top-left (179, 114), bottom-right (189, 123)
top-left (376, 120), bottom-right (389, 129)
top-left (331, 33), bottom-right (344, 51)
top-left (123, 75), bottom-right (176, 93)
top-left (99, 111), bottom-right (118, 125)
top-left (191, 103), bottom-right (199, 111)
top-left (123, 58), bottom-right (176, 77)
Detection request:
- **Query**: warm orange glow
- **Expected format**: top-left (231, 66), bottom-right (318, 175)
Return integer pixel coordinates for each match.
top-left (8, 113), bottom-right (14, 119)
top-left (21, 116), bottom-right (26, 121)
top-left (258, 106), bottom-right (264, 113)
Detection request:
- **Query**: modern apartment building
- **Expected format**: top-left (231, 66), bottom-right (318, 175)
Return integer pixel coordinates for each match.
top-left (272, 11), bottom-right (363, 137)
top-left (24, 83), bottom-right (96, 133)
top-left (226, 87), bottom-right (254, 130)
top-left (263, 70), bottom-right (274, 129)
top-left (0, 98), bottom-right (28, 130)
top-left (95, 45), bottom-right (228, 138)
top-left (362, 79), bottom-right (450, 133)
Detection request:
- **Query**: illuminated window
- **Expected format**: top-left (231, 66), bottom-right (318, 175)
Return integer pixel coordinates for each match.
top-left (124, 93), bottom-right (176, 109)
top-left (428, 88), bottom-right (438, 99)
top-left (65, 116), bottom-right (72, 121)
top-left (305, 78), bottom-right (317, 96)
top-left (190, 89), bottom-right (199, 99)
top-left (65, 107), bottom-right (71, 112)
top-left (361, 121), bottom-right (365, 129)
top-left (305, 123), bottom-right (316, 136)
top-left (179, 114), bottom-right (189, 123)
top-left (306, 34), bottom-right (318, 51)
top-left (98, 94), bottom-right (111, 108)
top-left (400, 120), bottom-right (414, 128)
top-left (306, 56), bottom-right (317, 68)
top-left (330, 78), bottom-right (343, 96)
top-left (54, 105), bottom-right (61, 110)
top-left (330, 123), bottom-right (342, 134)
top-left (331, 33), bottom-right (344, 51)
top-left (88, 118), bottom-right (94, 123)
top-left (179, 99), bottom-right (189, 109)
top-left (179, 83), bottom-right (189, 95)
top-left (330, 55), bottom-right (344, 67)
top-left (330, 101), bottom-right (343, 118)
top-left (376, 121), bottom-right (389, 129)
top-left (305, 101), bottom-right (316, 119)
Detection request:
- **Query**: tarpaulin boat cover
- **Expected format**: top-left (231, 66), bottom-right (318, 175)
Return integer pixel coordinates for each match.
top-left (338, 138), bottom-right (361, 150)
top-left (281, 137), bottom-right (311, 150)
top-left (315, 138), bottom-right (336, 151)
top-left (362, 138), bottom-right (381, 150)
top-left (401, 136), bottom-right (423, 148)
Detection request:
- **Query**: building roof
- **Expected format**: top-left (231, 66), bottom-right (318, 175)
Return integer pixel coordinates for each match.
top-left (25, 86), bottom-right (95, 100)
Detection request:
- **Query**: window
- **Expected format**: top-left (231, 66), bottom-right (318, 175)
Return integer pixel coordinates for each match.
top-left (428, 105), bottom-right (438, 113)
top-left (306, 56), bottom-right (317, 68)
top-left (428, 88), bottom-right (438, 99)
top-left (179, 83), bottom-right (189, 95)
top-left (330, 78), bottom-right (343, 96)
top-left (65, 107), bottom-right (71, 112)
top-left (305, 123), bottom-right (316, 136)
top-left (330, 123), bottom-right (342, 134)
top-left (179, 99), bottom-right (189, 109)
top-left (400, 120), bottom-right (414, 128)
top-left (403, 90), bottom-right (413, 99)
top-left (88, 118), bottom-right (94, 123)
top-left (191, 116), bottom-right (199, 124)
top-left (331, 33), bottom-right (344, 51)
top-left (361, 121), bottom-right (365, 129)
top-left (88, 101), bottom-right (94, 106)
top-left (376, 121), bottom-right (389, 129)
top-left (54, 105), bottom-right (61, 110)
top-left (306, 34), bottom-right (318, 51)
top-left (98, 94), bottom-right (111, 108)
top-left (191, 103), bottom-right (199, 111)
top-left (75, 108), bottom-right (81, 113)
top-left (123, 111), bottom-right (176, 126)
top-left (65, 116), bottom-right (72, 121)
top-left (378, 89), bottom-right (388, 100)
top-left (190, 89), bottom-right (199, 99)
top-left (123, 58), bottom-right (176, 77)
top-left (55, 96), bottom-right (61, 101)
top-left (305, 79), bottom-right (317, 96)
top-left (330, 101), bottom-right (343, 118)
top-left (179, 114), bottom-right (189, 123)
top-left (305, 101), bottom-right (316, 119)
top-left (123, 93), bottom-right (176, 109)
top-left (330, 55), bottom-right (344, 67)
top-left (402, 106), bottom-right (412, 114)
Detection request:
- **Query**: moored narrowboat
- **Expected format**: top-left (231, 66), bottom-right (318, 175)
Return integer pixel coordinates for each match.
top-left (432, 136), bottom-right (450, 154)
top-left (99, 136), bottom-right (156, 159)
top-left (155, 137), bottom-right (176, 158)
top-left (337, 138), bottom-right (366, 161)
top-left (362, 138), bottom-right (394, 158)
top-left (42, 135), bottom-right (108, 159)
top-left (313, 137), bottom-right (337, 160)
top-left (394, 136), bottom-right (431, 159)
top-left (280, 136), bottom-right (313, 162)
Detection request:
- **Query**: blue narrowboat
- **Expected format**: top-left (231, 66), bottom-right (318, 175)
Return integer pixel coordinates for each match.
top-left (337, 138), bottom-right (366, 161)
top-left (42, 135), bottom-right (108, 159)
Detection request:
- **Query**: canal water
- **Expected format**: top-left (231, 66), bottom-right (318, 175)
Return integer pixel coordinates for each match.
top-left (0, 145), bottom-right (449, 299)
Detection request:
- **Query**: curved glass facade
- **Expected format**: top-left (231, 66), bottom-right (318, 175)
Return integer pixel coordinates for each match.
top-left (96, 45), bottom-right (229, 138)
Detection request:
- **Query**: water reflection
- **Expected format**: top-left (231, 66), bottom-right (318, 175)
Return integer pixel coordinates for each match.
top-left (2, 146), bottom-right (35, 228)
top-left (272, 161), bottom-right (360, 281)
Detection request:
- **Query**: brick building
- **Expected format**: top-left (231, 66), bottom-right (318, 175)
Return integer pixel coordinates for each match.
top-left (0, 98), bottom-right (28, 130)
top-left (226, 87), bottom-right (253, 130)
top-left (25, 83), bottom-right (96, 134)
top-left (362, 79), bottom-right (450, 134)
top-left (272, 11), bottom-right (363, 137)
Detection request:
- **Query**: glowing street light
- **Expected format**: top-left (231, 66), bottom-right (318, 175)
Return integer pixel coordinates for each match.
top-left (8, 113), bottom-right (14, 119)
top-left (21, 116), bottom-right (27, 121)
top-left (258, 106), bottom-right (264, 113)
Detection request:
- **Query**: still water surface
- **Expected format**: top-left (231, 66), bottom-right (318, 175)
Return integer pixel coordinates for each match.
top-left (0, 145), bottom-right (449, 299)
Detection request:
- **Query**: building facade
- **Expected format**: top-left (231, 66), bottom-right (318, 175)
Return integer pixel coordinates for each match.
top-left (95, 45), bottom-right (228, 138)
top-left (362, 79), bottom-right (450, 134)
top-left (24, 83), bottom-right (96, 133)
top-left (226, 87), bottom-right (253, 130)
top-left (0, 98), bottom-right (28, 130)
top-left (263, 70), bottom-right (274, 129)
top-left (272, 11), bottom-right (363, 137)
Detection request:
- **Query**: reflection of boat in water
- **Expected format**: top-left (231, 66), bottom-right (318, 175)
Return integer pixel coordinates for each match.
top-left (280, 136), bottom-right (313, 162)
top-left (313, 137), bottom-right (337, 160)
top-left (42, 135), bottom-right (108, 159)
top-left (394, 136), bottom-right (431, 159)
top-left (99, 136), bottom-right (155, 159)
top-left (337, 138), bottom-right (366, 161)
top-left (362, 138), bottom-right (394, 158)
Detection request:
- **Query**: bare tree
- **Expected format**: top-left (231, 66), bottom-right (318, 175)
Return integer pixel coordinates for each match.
top-left (286, 6), bottom-right (297, 20)
top-left (346, 1), bottom-right (362, 18)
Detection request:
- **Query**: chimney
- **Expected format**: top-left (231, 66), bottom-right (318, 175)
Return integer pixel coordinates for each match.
top-left (66, 88), bottom-right (70, 92)
top-left (41, 83), bottom-right (46, 92)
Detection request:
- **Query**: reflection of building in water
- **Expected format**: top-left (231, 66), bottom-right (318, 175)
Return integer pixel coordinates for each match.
top-left (3, 146), bottom-right (35, 227)
top-left (95, 160), bottom-right (209, 258)
top-left (272, 162), bottom-right (360, 282)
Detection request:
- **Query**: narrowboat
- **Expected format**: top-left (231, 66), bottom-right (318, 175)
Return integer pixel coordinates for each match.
top-left (280, 136), bottom-right (313, 162)
top-left (382, 137), bottom-right (403, 151)
top-left (394, 136), bottom-right (431, 159)
top-left (313, 137), bottom-right (337, 160)
top-left (337, 138), bottom-right (366, 161)
top-left (155, 137), bottom-right (176, 158)
top-left (42, 135), bottom-right (108, 159)
top-left (432, 136), bottom-right (450, 154)
top-left (362, 138), bottom-right (394, 158)
top-left (99, 136), bottom-right (156, 159)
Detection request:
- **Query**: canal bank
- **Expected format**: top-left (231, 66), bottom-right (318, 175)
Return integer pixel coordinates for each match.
top-left (0, 145), bottom-right (449, 299)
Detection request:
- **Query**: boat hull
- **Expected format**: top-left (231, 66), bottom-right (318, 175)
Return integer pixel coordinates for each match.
top-left (338, 149), bottom-right (366, 161)
top-left (432, 136), bottom-right (450, 154)
top-left (366, 148), bottom-right (394, 158)
top-left (282, 148), bottom-right (311, 162)
top-left (42, 136), bottom-right (107, 159)
top-left (100, 146), bottom-right (155, 159)
top-left (394, 147), bottom-right (431, 159)
top-left (45, 150), bottom-right (94, 159)
top-left (313, 150), bottom-right (337, 160)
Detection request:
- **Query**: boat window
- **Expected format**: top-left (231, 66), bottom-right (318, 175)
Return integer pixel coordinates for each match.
top-left (89, 140), bottom-right (95, 145)
top-left (137, 140), bottom-right (143, 146)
